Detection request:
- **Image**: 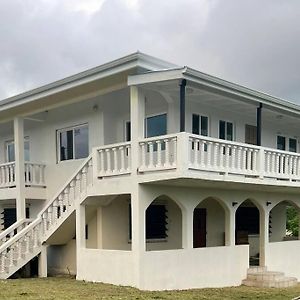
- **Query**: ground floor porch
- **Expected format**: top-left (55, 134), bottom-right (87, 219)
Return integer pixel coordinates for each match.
top-left (61, 184), bottom-right (300, 290)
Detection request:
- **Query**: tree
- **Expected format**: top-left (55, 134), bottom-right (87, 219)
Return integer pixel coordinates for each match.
top-left (286, 206), bottom-right (299, 236)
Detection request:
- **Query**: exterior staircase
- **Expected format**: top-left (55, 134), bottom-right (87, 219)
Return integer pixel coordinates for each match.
top-left (0, 155), bottom-right (93, 279)
top-left (243, 266), bottom-right (298, 288)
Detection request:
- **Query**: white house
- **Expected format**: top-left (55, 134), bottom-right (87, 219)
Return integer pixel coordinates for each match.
top-left (0, 52), bottom-right (299, 289)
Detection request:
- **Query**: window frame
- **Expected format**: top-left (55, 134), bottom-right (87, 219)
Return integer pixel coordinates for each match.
top-left (145, 112), bottom-right (168, 138)
top-left (5, 137), bottom-right (30, 163)
top-left (192, 113), bottom-right (209, 136)
top-left (56, 123), bottom-right (89, 163)
top-left (276, 135), bottom-right (298, 153)
top-left (219, 120), bottom-right (234, 141)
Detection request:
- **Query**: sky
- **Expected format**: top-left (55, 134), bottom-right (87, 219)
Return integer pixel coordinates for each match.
top-left (0, 0), bottom-right (300, 103)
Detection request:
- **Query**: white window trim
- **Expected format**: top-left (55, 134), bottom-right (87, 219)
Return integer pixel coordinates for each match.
top-left (56, 123), bottom-right (89, 163)
top-left (5, 137), bottom-right (30, 163)
top-left (192, 113), bottom-right (210, 136)
top-left (219, 119), bottom-right (235, 141)
top-left (145, 112), bottom-right (168, 138)
top-left (276, 135), bottom-right (298, 152)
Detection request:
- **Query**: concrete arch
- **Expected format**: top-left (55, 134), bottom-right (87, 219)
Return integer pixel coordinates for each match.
top-left (193, 196), bottom-right (227, 248)
top-left (145, 194), bottom-right (183, 251)
top-left (194, 196), bottom-right (231, 214)
top-left (235, 197), bottom-right (265, 213)
top-left (269, 200), bottom-right (300, 243)
top-left (268, 199), bottom-right (300, 211)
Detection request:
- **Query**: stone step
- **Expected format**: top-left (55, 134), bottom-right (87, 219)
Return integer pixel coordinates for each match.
top-left (247, 266), bottom-right (267, 274)
top-left (247, 271), bottom-right (285, 282)
top-left (242, 277), bottom-right (297, 288)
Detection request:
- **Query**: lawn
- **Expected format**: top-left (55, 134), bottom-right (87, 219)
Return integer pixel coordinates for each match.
top-left (1, 277), bottom-right (300, 300)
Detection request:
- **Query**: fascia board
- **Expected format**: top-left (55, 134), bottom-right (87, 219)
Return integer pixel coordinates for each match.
top-left (184, 68), bottom-right (300, 116)
top-left (128, 68), bottom-right (186, 86)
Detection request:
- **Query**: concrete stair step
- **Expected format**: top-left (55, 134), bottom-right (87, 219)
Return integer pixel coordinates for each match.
top-left (247, 271), bottom-right (285, 281)
top-left (243, 267), bottom-right (298, 288)
top-left (243, 277), bottom-right (297, 288)
top-left (247, 266), bottom-right (267, 274)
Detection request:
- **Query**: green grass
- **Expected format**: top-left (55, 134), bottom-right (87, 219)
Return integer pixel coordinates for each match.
top-left (0, 277), bottom-right (300, 300)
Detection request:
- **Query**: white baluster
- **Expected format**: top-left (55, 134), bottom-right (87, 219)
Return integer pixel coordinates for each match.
top-left (157, 140), bottom-right (162, 168)
top-left (172, 137), bottom-right (177, 167)
top-left (112, 147), bottom-right (118, 173)
top-left (207, 142), bottom-right (212, 169)
top-left (99, 149), bottom-right (104, 176)
top-left (106, 149), bottom-right (112, 175)
top-left (120, 146), bottom-right (125, 172)
top-left (148, 142), bottom-right (154, 169)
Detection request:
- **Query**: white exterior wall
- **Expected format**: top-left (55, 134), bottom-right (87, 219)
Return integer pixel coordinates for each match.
top-left (139, 246), bottom-right (249, 290)
top-left (48, 240), bottom-right (76, 275)
top-left (266, 240), bottom-right (300, 279)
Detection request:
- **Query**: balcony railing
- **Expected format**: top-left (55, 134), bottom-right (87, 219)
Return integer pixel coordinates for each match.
top-left (87, 133), bottom-right (300, 185)
top-left (0, 162), bottom-right (46, 189)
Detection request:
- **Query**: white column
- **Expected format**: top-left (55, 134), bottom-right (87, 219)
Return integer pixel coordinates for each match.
top-left (76, 203), bottom-right (86, 250)
top-left (130, 86), bottom-right (145, 175)
top-left (259, 207), bottom-right (269, 266)
top-left (38, 245), bottom-right (48, 278)
top-left (182, 205), bottom-right (194, 249)
top-left (14, 117), bottom-right (26, 220)
top-left (225, 207), bottom-right (236, 246)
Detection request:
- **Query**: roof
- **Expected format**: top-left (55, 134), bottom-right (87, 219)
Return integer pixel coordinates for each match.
top-left (0, 51), bottom-right (179, 112)
top-left (0, 51), bottom-right (300, 117)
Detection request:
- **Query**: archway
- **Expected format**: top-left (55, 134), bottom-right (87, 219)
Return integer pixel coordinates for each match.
top-left (145, 195), bottom-right (182, 251)
top-left (235, 199), bottom-right (260, 265)
top-left (269, 200), bottom-right (300, 242)
top-left (193, 197), bottom-right (227, 248)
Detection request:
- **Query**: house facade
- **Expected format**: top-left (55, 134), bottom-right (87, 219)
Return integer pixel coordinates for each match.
top-left (0, 52), bottom-right (300, 289)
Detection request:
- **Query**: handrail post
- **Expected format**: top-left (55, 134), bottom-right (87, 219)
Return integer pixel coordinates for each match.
top-left (176, 132), bottom-right (189, 174)
top-left (258, 147), bottom-right (265, 179)
top-left (92, 147), bottom-right (98, 182)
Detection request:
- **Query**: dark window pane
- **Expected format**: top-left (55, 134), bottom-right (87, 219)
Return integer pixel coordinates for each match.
top-left (277, 136), bottom-right (286, 151)
top-left (192, 114), bottom-right (200, 135)
top-left (289, 138), bottom-right (297, 152)
top-left (126, 121), bottom-right (131, 142)
top-left (201, 116), bottom-right (208, 136)
top-left (219, 120), bottom-right (226, 140)
top-left (60, 130), bottom-right (73, 161)
top-left (7, 144), bottom-right (15, 162)
top-left (74, 126), bottom-right (89, 159)
top-left (146, 205), bottom-right (167, 239)
top-left (146, 114), bottom-right (167, 138)
top-left (226, 122), bottom-right (233, 141)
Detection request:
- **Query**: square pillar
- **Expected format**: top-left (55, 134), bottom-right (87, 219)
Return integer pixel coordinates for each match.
top-left (76, 203), bottom-right (86, 249)
top-left (182, 206), bottom-right (194, 249)
top-left (14, 117), bottom-right (26, 220)
top-left (130, 86), bottom-right (145, 174)
top-left (38, 245), bottom-right (48, 278)
top-left (225, 207), bottom-right (236, 246)
top-left (259, 208), bottom-right (269, 266)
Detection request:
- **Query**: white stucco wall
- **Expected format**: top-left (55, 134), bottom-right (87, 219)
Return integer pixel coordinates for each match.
top-left (48, 239), bottom-right (76, 275)
top-left (77, 249), bottom-right (135, 286)
top-left (139, 246), bottom-right (249, 290)
top-left (266, 240), bottom-right (300, 279)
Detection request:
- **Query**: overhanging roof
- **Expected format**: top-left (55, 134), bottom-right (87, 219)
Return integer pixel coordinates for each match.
top-left (128, 67), bottom-right (300, 117)
top-left (0, 52), bottom-right (179, 113)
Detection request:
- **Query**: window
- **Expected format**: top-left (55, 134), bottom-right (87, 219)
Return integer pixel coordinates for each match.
top-left (277, 135), bottom-right (297, 152)
top-left (289, 138), bottom-right (297, 153)
top-left (128, 204), bottom-right (168, 240)
top-left (277, 136), bottom-right (286, 151)
top-left (145, 113), bottom-right (167, 138)
top-left (146, 204), bottom-right (168, 239)
top-left (6, 138), bottom-right (30, 162)
top-left (57, 124), bottom-right (89, 161)
top-left (192, 114), bottom-right (208, 136)
top-left (219, 120), bottom-right (233, 141)
top-left (125, 121), bottom-right (131, 142)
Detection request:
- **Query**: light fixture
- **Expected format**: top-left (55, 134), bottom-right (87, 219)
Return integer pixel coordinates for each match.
top-left (92, 104), bottom-right (98, 112)
top-left (266, 201), bottom-right (272, 206)
top-left (232, 202), bottom-right (238, 207)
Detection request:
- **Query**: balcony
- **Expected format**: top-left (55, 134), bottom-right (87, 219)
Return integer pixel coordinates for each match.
top-left (0, 162), bottom-right (46, 189)
top-left (93, 133), bottom-right (300, 187)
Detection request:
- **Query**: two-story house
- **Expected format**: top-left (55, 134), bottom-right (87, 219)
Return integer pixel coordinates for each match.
top-left (0, 52), bottom-right (299, 290)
